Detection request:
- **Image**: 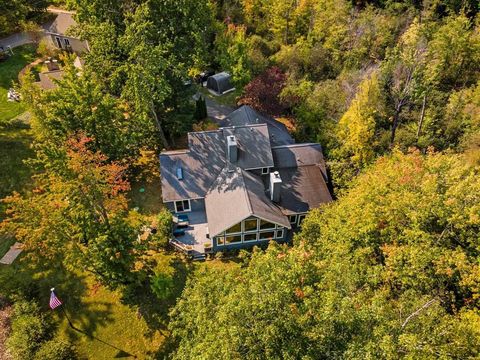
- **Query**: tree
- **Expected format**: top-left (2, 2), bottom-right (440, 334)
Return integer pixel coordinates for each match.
top-left (215, 23), bottom-right (253, 87)
top-left (238, 66), bottom-right (287, 115)
top-left (169, 150), bottom-right (480, 359)
top-left (382, 19), bottom-right (428, 145)
top-left (1, 135), bottom-right (144, 288)
top-left (426, 14), bottom-right (480, 91)
top-left (335, 72), bottom-right (385, 166)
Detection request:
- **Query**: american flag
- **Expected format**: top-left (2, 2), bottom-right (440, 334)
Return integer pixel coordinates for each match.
top-left (49, 288), bottom-right (62, 310)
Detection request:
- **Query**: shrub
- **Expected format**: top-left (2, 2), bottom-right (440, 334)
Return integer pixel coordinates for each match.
top-left (6, 300), bottom-right (51, 360)
top-left (34, 339), bottom-right (77, 360)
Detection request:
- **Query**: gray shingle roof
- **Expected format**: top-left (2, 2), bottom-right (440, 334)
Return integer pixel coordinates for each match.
top-left (275, 166), bottom-right (332, 215)
top-left (271, 143), bottom-right (332, 214)
top-left (272, 143), bottom-right (327, 175)
top-left (225, 106), bottom-right (294, 147)
top-left (205, 168), bottom-right (290, 237)
top-left (160, 124), bottom-right (273, 202)
top-left (48, 13), bottom-right (77, 35)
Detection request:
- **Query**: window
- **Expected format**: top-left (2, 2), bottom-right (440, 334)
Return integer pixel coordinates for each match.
top-left (259, 231), bottom-right (275, 241)
top-left (259, 219), bottom-right (275, 230)
top-left (261, 167), bottom-right (269, 175)
top-left (276, 229), bottom-right (284, 239)
top-left (216, 236), bottom-right (225, 246)
top-left (289, 215), bottom-right (297, 224)
top-left (243, 233), bottom-right (257, 242)
top-left (55, 36), bottom-right (62, 48)
top-left (298, 214), bottom-right (306, 226)
top-left (225, 234), bottom-right (241, 244)
top-left (63, 38), bottom-right (71, 46)
top-left (174, 199), bottom-right (191, 213)
top-left (243, 218), bottom-right (258, 232)
top-left (226, 223), bottom-right (242, 234)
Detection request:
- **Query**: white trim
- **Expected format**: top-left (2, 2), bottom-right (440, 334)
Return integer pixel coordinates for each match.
top-left (243, 233), bottom-right (258, 242)
top-left (289, 215), bottom-right (297, 224)
top-left (258, 230), bottom-right (276, 241)
top-left (261, 167), bottom-right (270, 175)
top-left (210, 214), bottom-right (290, 238)
top-left (244, 166), bottom-right (274, 172)
top-left (297, 214), bottom-right (306, 226)
top-left (54, 36), bottom-right (63, 48)
top-left (276, 229), bottom-right (284, 239)
top-left (174, 199), bottom-right (191, 213)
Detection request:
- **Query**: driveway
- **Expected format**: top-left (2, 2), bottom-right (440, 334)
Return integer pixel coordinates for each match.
top-left (0, 7), bottom-right (72, 49)
top-left (194, 92), bottom-right (234, 126)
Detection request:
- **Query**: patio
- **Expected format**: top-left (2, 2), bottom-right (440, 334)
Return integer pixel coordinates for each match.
top-left (173, 211), bottom-right (210, 258)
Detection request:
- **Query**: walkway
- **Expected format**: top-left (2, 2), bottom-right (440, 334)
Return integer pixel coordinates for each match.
top-left (0, 242), bottom-right (23, 265)
top-left (194, 93), bottom-right (234, 126)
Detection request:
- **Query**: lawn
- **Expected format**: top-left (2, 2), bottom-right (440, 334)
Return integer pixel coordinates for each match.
top-left (0, 119), bottom-right (34, 219)
top-left (0, 44), bottom-right (37, 123)
top-left (0, 259), bottom-right (167, 359)
top-left (129, 179), bottom-right (164, 215)
top-left (0, 252), bottom-right (240, 358)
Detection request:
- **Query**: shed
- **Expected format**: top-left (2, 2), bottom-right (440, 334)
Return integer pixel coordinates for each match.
top-left (206, 72), bottom-right (235, 95)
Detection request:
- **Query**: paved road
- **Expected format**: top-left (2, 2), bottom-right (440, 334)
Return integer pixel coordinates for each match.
top-left (194, 92), bottom-right (234, 126)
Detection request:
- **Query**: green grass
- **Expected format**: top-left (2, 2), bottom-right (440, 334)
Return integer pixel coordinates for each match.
top-left (0, 252), bottom-right (240, 358)
top-left (0, 259), bottom-right (167, 359)
top-left (0, 44), bottom-right (37, 123)
top-left (0, 120), bottom-right (34, 218)
top-left (129, 179), bottom-right (164, 215)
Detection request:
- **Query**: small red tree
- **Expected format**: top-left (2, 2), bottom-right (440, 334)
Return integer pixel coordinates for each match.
top-left (238, 66), bottom-right (287, 116)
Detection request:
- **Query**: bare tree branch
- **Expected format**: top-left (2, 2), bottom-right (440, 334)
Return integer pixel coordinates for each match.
top-left (401, 298), bottom-right (438, 329)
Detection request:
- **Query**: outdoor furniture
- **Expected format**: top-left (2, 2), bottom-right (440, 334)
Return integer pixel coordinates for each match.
top-left (173, 228), bottom-right (185, 237)
top-left (175, 214), bottom-right (189, 227)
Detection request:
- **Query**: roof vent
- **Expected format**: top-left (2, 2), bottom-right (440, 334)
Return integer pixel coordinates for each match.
top-left (176, 167), bottom-right (183, 180)
top-left (227, 135), bottom-right (238, 163)
top-left (269, 171), bottom-right (282, 203)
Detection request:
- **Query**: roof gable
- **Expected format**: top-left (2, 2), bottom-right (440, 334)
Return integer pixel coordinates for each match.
top-left (48, 13), bottom-right (77, 35)
top-left (225, 106), bottom-right (294, 146)
top-left (205, 168), bottom-right (290, 237)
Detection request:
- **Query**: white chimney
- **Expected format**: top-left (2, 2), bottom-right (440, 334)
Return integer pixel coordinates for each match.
top-left (270, 171), bottom-right (282, 202)
top-left (227, 135), bottom-right (238, 163)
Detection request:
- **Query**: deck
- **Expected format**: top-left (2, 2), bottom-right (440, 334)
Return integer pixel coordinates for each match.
top-left (173, 211), bottom-right (210, 257)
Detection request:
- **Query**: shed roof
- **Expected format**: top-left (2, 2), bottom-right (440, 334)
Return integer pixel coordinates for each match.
top-left (205, 168), bottom-right (290, 237)
top-left (206, 72), bottom-right (234, 94)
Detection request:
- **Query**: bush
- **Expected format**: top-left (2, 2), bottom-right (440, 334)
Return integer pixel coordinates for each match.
top-left (6, 300), bottom-right (51, 360)
top-left (34, 339), bottom-right (77, 360)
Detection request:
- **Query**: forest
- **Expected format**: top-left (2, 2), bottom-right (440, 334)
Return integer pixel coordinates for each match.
top-left (0, 0), bottom-right (479, 359)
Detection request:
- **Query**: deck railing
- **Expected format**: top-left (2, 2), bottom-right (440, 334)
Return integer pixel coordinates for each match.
top-left (169, 237), bottom-right (194, 256)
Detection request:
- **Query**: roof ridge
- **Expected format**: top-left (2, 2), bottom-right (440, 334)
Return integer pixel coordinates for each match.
top-left (271, 142), bottom-right (321, 149)
top-left (239, 169), bottom-right (254, 215)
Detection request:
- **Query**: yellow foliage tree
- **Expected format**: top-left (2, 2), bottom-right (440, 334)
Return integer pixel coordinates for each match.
top-left (336, 72), bottom-right (384, 166)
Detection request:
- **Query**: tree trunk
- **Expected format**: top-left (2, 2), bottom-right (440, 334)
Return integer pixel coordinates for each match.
top-left (416, 94), bottom-right (427, 139)
top-left (150, 100), bottom-right (170, 149)
top-left (390, 100), bottom-right (406, 146)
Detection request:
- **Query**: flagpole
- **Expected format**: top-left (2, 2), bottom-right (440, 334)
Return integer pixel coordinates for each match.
top-left (51, 287), bottom-right (75, 330)
top-left (60, 304), bottom-right (76, 330)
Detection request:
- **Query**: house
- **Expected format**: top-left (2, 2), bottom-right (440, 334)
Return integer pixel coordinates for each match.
top-left (34, 55), bottom-right (84, 90)
top-left (45, 13), bottom-right (89, 54)
top-left (160, 105), bottom-right (332, 258)
top-left (206, 72), bottom-right (235, 95)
